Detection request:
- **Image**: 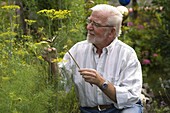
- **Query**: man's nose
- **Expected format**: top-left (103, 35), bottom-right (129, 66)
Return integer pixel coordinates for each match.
top-left (86, 22), bottom-right (94, 30)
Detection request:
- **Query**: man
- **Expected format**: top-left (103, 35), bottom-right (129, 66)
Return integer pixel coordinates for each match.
top-left (43, 4), bottom-right (143, 113)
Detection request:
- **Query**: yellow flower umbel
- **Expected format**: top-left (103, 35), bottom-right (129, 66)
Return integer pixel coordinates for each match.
top-left (1, 5), bottom-right (20, 11)
top-left (24, 19), bottom-right (37, 26)
top-left (37, 9), bottom-right (71, 20)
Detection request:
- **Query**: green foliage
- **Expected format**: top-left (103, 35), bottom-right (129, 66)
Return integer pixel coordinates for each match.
top-left (151, 0), bottom-right (170, 61)
top-left (1, 0), bottom-right (170, 112)
top-left (0, 58), bottom-right (52, 113)
top-left (149, 101), bottom-right (170, 113)
top-left (57, 88), bottom-right (80, 113)
top-left (0, 57), bottom-right (79, 113)
top-left (120, 0), bottom-right (170, 110)
top-left (0, 1), bottom-right (83, 112)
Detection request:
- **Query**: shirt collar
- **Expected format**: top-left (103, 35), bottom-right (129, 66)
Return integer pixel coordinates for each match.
top-left (92, 37), bottom-right (118, 54)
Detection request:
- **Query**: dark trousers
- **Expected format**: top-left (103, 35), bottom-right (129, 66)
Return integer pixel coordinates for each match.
top-left (80, 100), bottom-right (143, 113)
top-left (80, 106), bottom-right (121, 113)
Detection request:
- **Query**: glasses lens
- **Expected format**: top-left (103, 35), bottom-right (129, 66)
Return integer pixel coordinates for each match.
top-left (86, 19), bottom-right (113, 28)
top-left (86, 19), bottom-right (100, 27)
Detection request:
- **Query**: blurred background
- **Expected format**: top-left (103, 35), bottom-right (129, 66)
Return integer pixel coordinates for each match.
top-left (0, 0), bottom-right (169, 113)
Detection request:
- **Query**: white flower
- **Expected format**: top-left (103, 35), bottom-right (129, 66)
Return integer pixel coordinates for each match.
top-left (117, 6), bottom-right (129, 16)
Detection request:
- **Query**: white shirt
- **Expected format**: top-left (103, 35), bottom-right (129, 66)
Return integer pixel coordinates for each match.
top-left (60, 38), bottom-right (142, 109)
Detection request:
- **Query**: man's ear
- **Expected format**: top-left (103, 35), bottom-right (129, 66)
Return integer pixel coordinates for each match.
top-left (109, 27), bottom-right (116, 38)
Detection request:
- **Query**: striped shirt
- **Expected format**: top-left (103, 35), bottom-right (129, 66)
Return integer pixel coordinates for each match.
top-left (60, 38), bottom-right (142, 109)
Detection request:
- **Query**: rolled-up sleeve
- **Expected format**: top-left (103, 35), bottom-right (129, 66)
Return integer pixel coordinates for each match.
top-left (114, 53), bottom-right (142, 109)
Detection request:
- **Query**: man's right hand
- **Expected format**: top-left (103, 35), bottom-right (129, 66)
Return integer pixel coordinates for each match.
top-left (42, 47), bottom-right (57, 63)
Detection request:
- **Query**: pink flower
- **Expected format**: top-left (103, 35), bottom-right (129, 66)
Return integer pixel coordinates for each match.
top-left (127, 22), bottom-right (134, 26)
top-left (129, 8), bottom-right (133, 13)
top-left (137, 25), bottom-right (144, 29)
top-left (153, 53), bottom-right (158, 57)
top-left (142, 59), bottom-right (151, 65)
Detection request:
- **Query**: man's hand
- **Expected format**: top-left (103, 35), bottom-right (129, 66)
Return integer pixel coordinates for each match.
top-left (78, 68), bottom-right (105, 87)
top-left (79, 68), bottom-right (117, 102)
top-left (42, 47), bottom-right (58, 77)
top-left (42, 47), bottom-right (57, 63)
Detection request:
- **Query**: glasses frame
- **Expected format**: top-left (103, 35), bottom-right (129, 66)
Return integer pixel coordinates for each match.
top-left (86, 18), bottom-right (114, 28)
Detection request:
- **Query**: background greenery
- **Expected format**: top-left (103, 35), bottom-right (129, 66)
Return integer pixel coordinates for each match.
top-left (0, 0), bottom-right (170, 113)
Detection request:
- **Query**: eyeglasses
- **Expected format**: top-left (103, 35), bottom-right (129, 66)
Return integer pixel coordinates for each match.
top-left (86, 19), bottom-right (114, 28)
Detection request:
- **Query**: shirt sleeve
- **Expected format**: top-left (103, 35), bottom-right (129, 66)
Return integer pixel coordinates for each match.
top-left (57, 46), bottom-right (77, 92)
top-left (114, 52), bottom-right (142, 109)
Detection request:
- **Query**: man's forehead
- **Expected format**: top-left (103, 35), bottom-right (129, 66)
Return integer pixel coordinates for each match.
top-left (91, 11), bottom-right (109, 20)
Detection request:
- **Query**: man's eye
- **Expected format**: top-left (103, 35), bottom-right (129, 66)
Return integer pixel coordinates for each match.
top-left (93, 22), bottom-right (100, 27)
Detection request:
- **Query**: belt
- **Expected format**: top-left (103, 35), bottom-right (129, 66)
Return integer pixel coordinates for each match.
top-left (84, 104), bottom-right (114, 111)
top-left (82, 100), bottom-right (141, 111)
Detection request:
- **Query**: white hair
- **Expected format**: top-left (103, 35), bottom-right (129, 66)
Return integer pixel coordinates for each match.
top-left (90, 4), bottom-right (123, 37)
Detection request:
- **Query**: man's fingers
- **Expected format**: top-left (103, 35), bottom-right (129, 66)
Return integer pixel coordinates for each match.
top-left (79, 68), bottom-right (96, 72)
top-left (79, 69), bottom-right (97, 76)
top-left (41, 47), bottom-right (57, 63)
top-left (80, 71), bottom-right (97, 79)
top-left (51, 47), bottom-right (56, 51)
top-left (43, 47), bottom-right (56, 52)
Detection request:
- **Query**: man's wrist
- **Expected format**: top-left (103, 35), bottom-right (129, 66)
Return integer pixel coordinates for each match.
top-left (100, 80), bottom-right (109, 90)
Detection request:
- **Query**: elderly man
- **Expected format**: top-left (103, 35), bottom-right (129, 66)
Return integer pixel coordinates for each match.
top-left (43, 4), bottom-right (143, 113)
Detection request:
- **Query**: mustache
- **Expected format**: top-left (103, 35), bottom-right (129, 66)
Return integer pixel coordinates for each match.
top-left (87, 31), bottom-right (95, 35)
